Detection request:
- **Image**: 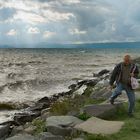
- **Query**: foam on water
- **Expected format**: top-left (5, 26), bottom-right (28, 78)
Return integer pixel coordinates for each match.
top-left (0, 48), bottom-right (139, 104)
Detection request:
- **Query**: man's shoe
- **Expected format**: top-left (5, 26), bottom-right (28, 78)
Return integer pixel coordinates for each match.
top-left (110, 98), bottom-right (114, 105)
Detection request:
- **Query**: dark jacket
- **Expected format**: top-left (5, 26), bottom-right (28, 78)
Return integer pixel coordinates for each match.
top-left (109, 62), bottom-right (139, 86)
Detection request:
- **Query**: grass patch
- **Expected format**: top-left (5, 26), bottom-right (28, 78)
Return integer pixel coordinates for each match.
top-left (32, 118), bottom-right (46, 135)
top-left (78, 112), bottom-right (91, 121)
top-left (50, 93), bottom-right (105, 116)
top-left (50, 86), bottom-right (104, 115)
top-left (84, 86), bottom-right (94, 97)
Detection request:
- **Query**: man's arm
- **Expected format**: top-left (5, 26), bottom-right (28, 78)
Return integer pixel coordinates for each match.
top-left (109, 64), bottom-right (120, 86)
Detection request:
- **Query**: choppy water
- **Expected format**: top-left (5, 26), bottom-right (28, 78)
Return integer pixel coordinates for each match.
top-left (0, 47), bottom-right (139, 104)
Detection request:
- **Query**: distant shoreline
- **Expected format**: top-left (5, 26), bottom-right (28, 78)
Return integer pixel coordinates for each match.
top-left (1, 41), bottom-right (140, 48)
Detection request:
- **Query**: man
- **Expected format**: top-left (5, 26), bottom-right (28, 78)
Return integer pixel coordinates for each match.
top-left (109, 55), bottom-right (139, 116)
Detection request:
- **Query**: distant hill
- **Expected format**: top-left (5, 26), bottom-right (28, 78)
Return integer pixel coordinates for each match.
top-left (0, 42), bottom-right (140, 48)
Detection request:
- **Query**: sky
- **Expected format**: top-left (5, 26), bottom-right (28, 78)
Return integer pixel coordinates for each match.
top-left (0, 0), bottom-right (140, 46)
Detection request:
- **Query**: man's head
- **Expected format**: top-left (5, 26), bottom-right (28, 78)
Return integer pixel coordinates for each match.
top-left (123, 55), bottom-right (132, 65)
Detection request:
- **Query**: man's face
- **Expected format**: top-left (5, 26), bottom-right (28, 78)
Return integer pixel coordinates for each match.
top-left (123, 55), bottom-right (131, 65)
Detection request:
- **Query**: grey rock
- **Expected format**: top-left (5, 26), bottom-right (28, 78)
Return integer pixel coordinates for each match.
top-left (6, 134), bottom-right (35, 140)
top-left (75, 117), bottom-right (124, 135)
top-left (82, 103), bottom-right (123, 119)
top-left (46, 116), bottom-right (83, 127)
top-left (46, 116), bottom-right (83, 136)
top-left (10, 126), bottom-right (24, 136)
top-left (46, 125), bottom-right (73, 136)
top-left (0, 124), bottom-right (10, 139)
top-left (94, 79), bottom-right (109, 88)
top-left (93, 69), bottom-right (110, 77)
top-left (73, 138), bottom-right (84, 140)
top-left (67, 110), bottom-right (79, 117)
top-left (90, 88), bottom-right (112, 100)
top-left (37, 132), bottom-right (64, 140)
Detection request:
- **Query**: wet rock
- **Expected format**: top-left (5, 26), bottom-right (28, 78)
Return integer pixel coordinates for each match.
top-left (82, 103), bottom-right (123, 119)
top-left (28, 103), bottom-right (50, 112)
top-left (94, 69), bottom-right (110, 77)
top-left (85, 79), bottom-right (98, 87)
top-left (75, 117), bottom-right (124, 135)
top-left (68, 84), bottom-right (78, 91)
top-left (73, 85), bottom-right (87, 95)
top-left (6, 134), bottom-right (35, 140)
top-left (37, 97), bottom-right (50, 104)
top-left (14, 111), bottom-right (40, 125)
top-left (0, 124), bottom-right (10, 139)
top-left (37, 132), bottom-right (64, 140)
top-left (46, 116), bottom-right (83, 136)
top-left (77, 80), bottom-right (87, 87)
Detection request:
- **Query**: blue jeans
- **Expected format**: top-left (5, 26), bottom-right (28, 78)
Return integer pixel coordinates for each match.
top-left (111, 83), bottom-right (135, 114)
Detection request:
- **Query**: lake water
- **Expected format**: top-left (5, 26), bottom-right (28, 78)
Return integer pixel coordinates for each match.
top-left (0, 46), bottom-right (139, 104)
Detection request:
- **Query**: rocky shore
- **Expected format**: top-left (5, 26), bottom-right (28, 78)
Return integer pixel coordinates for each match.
top-left (1, 57), bottom-right (140, 140)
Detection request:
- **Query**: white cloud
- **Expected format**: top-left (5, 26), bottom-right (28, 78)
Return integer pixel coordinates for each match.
top-left (111, 24), bottom-right (116, 31)
top-left (27, 27), bottom-right (40, 34)
top-left (43, 31), bottom-right (56, 39)
top-left (69, 28), bottom-right (87, 35)
top-left (13, 11), bottom-right (46, 25)
top-left (6, 29), bottom-right (17, 36)
top-left (0, 1), bottom-right (75, 25)
top-left (41, 10), bottom-right (75, 22)
top-left (61, 0), bottom-right (80, 4)
top-left (0, 0), bottom-right (49, 12)
top-left (10, 9), bottom-right (74, 25)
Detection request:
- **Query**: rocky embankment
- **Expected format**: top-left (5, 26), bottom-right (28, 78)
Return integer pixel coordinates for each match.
top-left (1, 57), bottom-right (140, 140)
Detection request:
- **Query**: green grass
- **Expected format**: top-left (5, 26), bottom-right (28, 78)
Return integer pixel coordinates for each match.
top-left (84, 99), bottom-right (140, 140)
top-left (78, 112), bottom-right (91, 121)
top-left (49, 93), bottom-right (105, 116)
top-left (32, 118), bottom-right (46, 135)
top-left (31, 88), bottom-right (140, 140)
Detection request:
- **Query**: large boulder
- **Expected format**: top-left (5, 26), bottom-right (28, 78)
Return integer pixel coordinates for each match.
top-left (75, 117), bottom-right (124, 135)
top-left (94, 79), bottom-right (109, 88)
top-left (90, 88), bottom-right (112, 100)
top-left (37, 132), bottom-right (64, 140)
top-left (46, 116), bottom-right (83, 136)
top-left (10, 126), bottom-right (24, 136)
top-left (73, 138), bottom-right (84, 140)
top-left (6, 134), bottom-right (35, 140)
top-left (82, 103), bottom-right (123, 119)
top-left (0, 124), bottom-right (10, 139)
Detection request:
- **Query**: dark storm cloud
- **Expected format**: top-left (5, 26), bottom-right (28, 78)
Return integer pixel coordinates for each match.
top-left (1, 0), bottom-right (140, 45)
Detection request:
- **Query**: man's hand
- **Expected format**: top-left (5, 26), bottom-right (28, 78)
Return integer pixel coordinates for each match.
top-left (108, 85), bottom-right (113, 90)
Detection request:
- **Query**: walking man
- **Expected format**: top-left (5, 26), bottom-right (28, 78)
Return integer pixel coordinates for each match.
top-left (109, 55), bottom-right (139, 116)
